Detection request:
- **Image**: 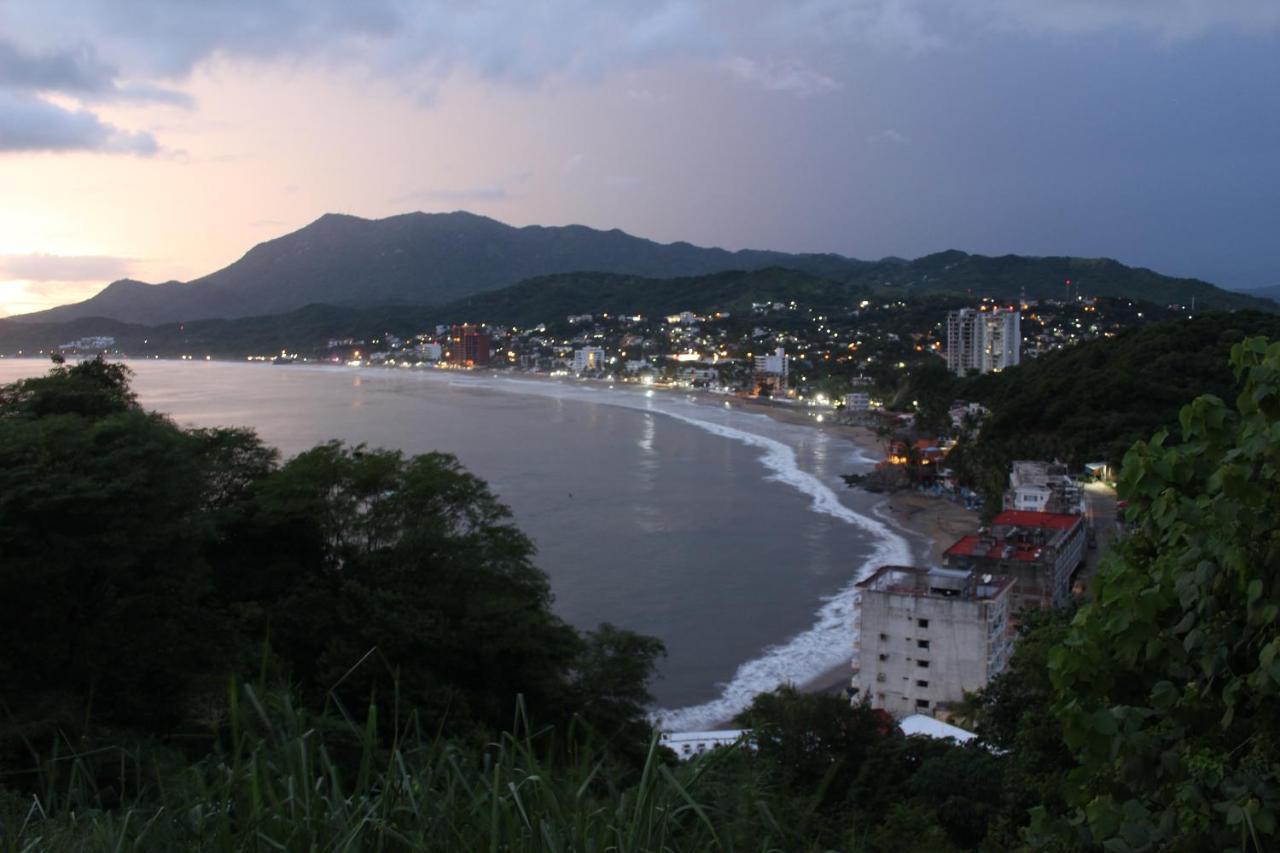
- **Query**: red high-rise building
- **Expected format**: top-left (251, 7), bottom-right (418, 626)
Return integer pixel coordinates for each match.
top-left (446, 324), bottom-right (490, 367)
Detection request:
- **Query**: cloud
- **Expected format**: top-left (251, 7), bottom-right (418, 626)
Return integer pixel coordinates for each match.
top-left (0, 1), bottom-right (721, 84)
top-left (0, 252), bottom-right (133, 281)
top-left (761, 0), bottom-right (1280, 49)
top-left (723, 57), bottom-right (840, 97)
top-left (0, 0), bottom-right (1275, 145)
top-left (390, 169), bottom-right (532, 205)
top-left (0, 279), bottom-right (113, 317)
top-left (391, 185), bottom-right (511, 204)
top-left (603, 175), bottom-right (643, 189)
top-left (868, 128), bottom-right (911, 146)
top-left (0, 36), bottom-right (182, 156)
top-left (0, 37), bottom-right (192, 106)
top-left (0, 91), bottom-right (157, 154)
top-left (959, 0), bottom-right (1280, 40)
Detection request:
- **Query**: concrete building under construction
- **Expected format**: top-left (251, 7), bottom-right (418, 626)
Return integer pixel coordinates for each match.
top-left (943, 510), bottom-right (1087, 613)
top-left (852, 565), bottom-right (1014, 718)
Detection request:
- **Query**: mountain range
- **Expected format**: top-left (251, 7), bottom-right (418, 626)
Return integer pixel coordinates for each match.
top-left (13, 212), bottom-right (865, 326)
top-left (9, 211), bottom-right (1274, 328)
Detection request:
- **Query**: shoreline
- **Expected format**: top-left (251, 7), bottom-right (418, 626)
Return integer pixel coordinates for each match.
top-left (797, 491), bottom-right (979, 698)
top-left (9, 357), bottom-right (975, 712)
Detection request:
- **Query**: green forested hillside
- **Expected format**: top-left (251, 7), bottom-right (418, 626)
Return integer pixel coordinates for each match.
top-left (943, 312), bottom-right (1280, 499)
top-left (862, 250), bottom-right (1273, 311)
top-left (432, 267), bottom-right (871, 326)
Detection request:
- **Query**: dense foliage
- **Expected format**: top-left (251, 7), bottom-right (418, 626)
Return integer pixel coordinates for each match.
top-left (940, 312), bottom-right (1280, 506)
top-left (0, 358), bottom-right (664, 769)
top-left (1041, 337), bottom-right (1280, 851)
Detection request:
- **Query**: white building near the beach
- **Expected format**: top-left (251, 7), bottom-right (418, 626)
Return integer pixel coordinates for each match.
top-left (753, 347), bottom-right (788, 392)
top-left (660, 729), bottom-right (748, 760)
top-left (573, 346), bottom-right (605, 373)
top-left (844, 392), bottom-right (870, 412)
top-left (852, 566), bottom-right (1014, 718)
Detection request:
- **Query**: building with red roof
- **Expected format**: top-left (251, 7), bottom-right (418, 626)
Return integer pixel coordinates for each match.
top-left (943, 510), bottom-right (1086, 611)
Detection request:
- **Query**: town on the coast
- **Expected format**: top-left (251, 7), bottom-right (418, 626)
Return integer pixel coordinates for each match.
top-left (214, 288), bottom-right (1135, 746)
top-left (57, 288), bottom-right (1144, 741)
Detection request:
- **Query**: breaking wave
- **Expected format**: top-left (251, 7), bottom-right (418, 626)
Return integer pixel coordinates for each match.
top-left (645, 412), bottom-right (911, 731)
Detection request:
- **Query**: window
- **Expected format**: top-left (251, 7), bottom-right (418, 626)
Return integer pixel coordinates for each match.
top-left (879, 633), bottom-right (888, 641)
top-left (916, 679), bottom-right (929, 688)
top-left (916, 659), bottom-right (930, 668)
top-left (915, 699), bottom-right (930, 709)
top-left (879, 653), bottom-right (889, 661)
top-left (917, 639), bottom-right (931, 649)
top-left (917, 618), bottom-right (930, 629)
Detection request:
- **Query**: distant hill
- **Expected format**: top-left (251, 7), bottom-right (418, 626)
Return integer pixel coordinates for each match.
top-left (961, 311), bottom-right (1280, 469)
top-left (6, 212), bottom-right (1272, 328)
top-left (431, 268), bottom-right (874, 328)
top-left (855, 250), bottom-right (1274, 312)
top-left (1235, 283), bottom-right (1280, 303)
top-left (3, 261), bottom-right (1275, 359)
top-left (0, 268), bottom-right (866, 356)
top-left (11, 212), bottom-right (868, 326)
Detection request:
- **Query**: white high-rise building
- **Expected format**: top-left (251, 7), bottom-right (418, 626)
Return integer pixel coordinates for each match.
top-left (946, 309), bottom-right (981, 374)
top-left (946, 308), bottom-right (1021, 375)
top-left (980, 309), bottom-right (1021, 373)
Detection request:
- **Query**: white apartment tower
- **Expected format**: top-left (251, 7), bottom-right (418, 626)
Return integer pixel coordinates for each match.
top-left (946, 308), bottom-right (1021, 375)
top-left (852, 566), bottom-right (1014, 717)
top-left (980, 308), bottom-right (1021, 373)
top-left (946, 309), bottom-right (981, 374)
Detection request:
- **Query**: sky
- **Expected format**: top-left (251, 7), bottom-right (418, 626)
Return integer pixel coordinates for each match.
top-left (1, 1), bottom-right (1278, 317)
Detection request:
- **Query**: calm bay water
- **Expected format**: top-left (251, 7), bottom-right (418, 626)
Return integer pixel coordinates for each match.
top-left (0, 359), bottom-right (918, 728)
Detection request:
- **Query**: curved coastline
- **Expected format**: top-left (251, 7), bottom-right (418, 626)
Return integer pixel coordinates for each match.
top-left (0, 359), bottom-right (930, 730)
top-left (409, 371), bottom-right (917, 729)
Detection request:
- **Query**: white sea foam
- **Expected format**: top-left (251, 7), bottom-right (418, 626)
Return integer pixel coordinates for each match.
top-left (645, 412), bottom-right (910, 730)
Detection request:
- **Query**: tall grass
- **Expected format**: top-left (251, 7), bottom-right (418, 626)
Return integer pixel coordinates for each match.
top-left (1, 683), bottom-right (836, 853)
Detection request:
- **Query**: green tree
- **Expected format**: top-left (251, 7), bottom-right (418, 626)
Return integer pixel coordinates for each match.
top-left (955, 608), bottom-right (1077, 847)
top-left (1045, 337), bottom-right (1280, 850)
top-left (0, 360), bottom-right (222, 738)
top-left (0, 362), bottom-right (665, 771)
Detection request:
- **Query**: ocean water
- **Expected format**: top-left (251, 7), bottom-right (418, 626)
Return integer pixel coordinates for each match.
top-left (0, 359), bottom-right (919, 728)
